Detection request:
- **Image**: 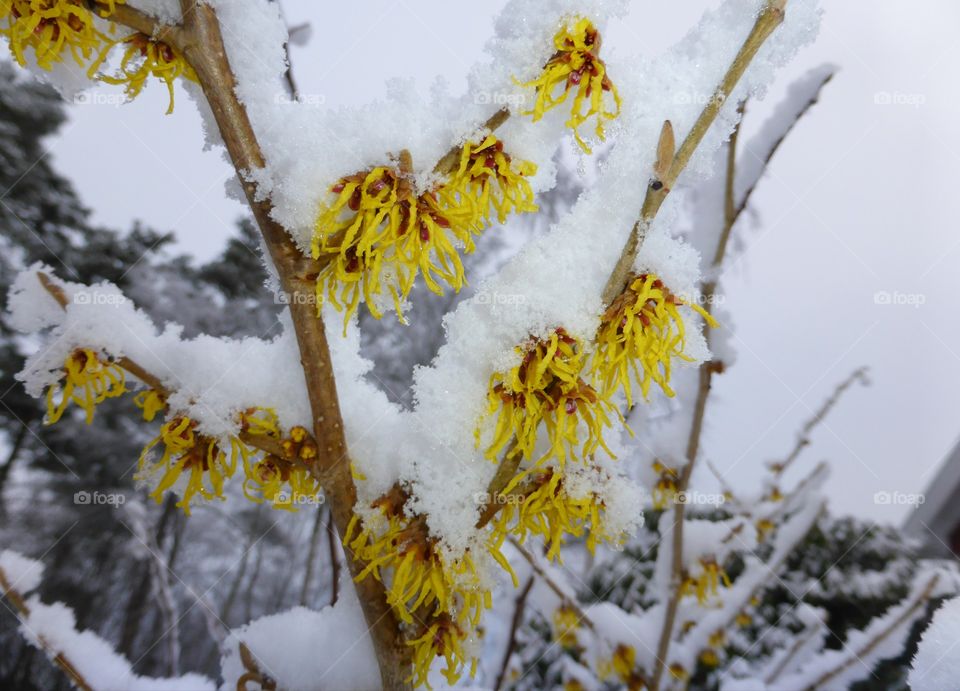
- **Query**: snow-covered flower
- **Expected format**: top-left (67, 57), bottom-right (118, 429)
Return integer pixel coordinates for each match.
top-left (494, 468), bottom-right (623, 560)
top-left (480, 328), bottom-right (617, 466)
top-left (137, 416), bottom-right (244, 515)
top-left (88, 33), bottom-right (197, 114)
top-left (0, 0), bottom-right (120, 70)
top-left (240, 416), bottom-right (322, 511)
top-left (440, 134), bottom-right (537, 225)
top-left (517, 16), bottom-right (621, 153)
top-left (593, 273), bottom-right (717, 405)
top-left (407, 613), bottom-right (473, 688)
top-left (312, 160), bottom-right (477, 329)
top-left (45, 348), bottom-right (126, 425)
top-left (679, 557), bottom-right (732, 605)
top-left (133, 389), bottom-right (166, 422)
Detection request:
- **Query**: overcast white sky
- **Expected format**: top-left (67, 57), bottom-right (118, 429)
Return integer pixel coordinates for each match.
top-left (41, 0), bottom-right (960, 527)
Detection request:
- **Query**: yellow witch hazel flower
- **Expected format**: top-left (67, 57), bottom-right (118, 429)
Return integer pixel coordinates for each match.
top-left (88, 33), bottom-right (197, 114)
top-left (552, 606), bottom-right (581, 650)
top-left (312, 159), bottom-right (478, 330)
top-left (518, 16), bottom-right (621, 153)
top-left (600, 644), bottom-right (644, 690)
top-left (137, 415), bottom-right (249, 515)
top-left (1, 0), bottom-right (121, 71)
top-left (481, 328), bottom-right (617, 465)
top-left (242, 421), bottom-right (322, 512)
top-left (494, 468), bottom-right (619, 561)
top-left (679, 557), bottom-right (732, 605)
top-left (593, 273), bottom-right (718, 406)
top-left (345, 488), bottom-right (497, 687)
top-left (408, 613), bottom-right (474, 688)
top-left (45, 348), bottom-right (126, 425)
top-left (133, 389), bottom-right (166, 422)
top-left (243, 453), bottom-right (321, 511)
top-left (441, 134), bottom-right (538, 226)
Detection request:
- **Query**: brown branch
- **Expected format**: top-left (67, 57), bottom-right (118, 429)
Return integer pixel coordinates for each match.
top-left (650, 111), bottom-right (746, 691)
top-left (0, 566), bottom-right (93, 691)
top-left (764, 622), bottom-right (822, 684)
top-left (803, 574), bottom-right (939, 691)
top-left (647, 6), bottom-right (788, 682)
top-left (171, 2), bottom-right (407, 685)
top-left (769, 368), bottom-right (869, 477)
top-left (493, 576), bottom-right (534, 691)
top-left (89, 0), bottom-right (178, 42)
top-left (601, 0), bottom-right (786, 306)
top-left (509, 538), bottom-right (652, 687)
top-left (36, 272), bottom-right (310, 466)
top-left (735, 70), bottom-right (834, 220)
top-left (508, 537), bottom-right (595, 632)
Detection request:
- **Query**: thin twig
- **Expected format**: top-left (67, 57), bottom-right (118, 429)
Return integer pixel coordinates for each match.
top-left (36, 272), bottom-right (313, 467)
top-left (735, 71), bottom-right (834, 220)
top-left (803, 574), bottom-right (939, 691)
top-left (769, 367), bottom-right (869, 477)
top-left (0, 567), bottom-right (93, 691)
top-left (493, 576), bottom-right (534, 691)
top-left (601, 1), bottom-right (786, 305)
top-left (647, 6), bottom-right (788, 681)
top-left (764, 621), bottom-right (823, 684)
top-left (508, 537), bottom-right (595, 631)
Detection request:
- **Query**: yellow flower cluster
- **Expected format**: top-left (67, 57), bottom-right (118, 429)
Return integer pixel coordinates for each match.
top-left (241, 417), bottom-right (322, 512)
top-left (137, 415), bottom-right (243, 515)
top-left (518, 16), bottom-right (621, 153)
top-left (494, 469), bottom-right (620, 561)
top-left (88, 33), bottom-right (197, 114)
top-left (482, 328), bottom-right (617, 466)
top-left (0, 0), bottom-right (118, 70)
top-left (133, 389), bottom-right (166, 422)
top-left (593, 273), bottom-right (718, 406)
top-left (651, 460), bottom-right (680, 510)
top-left (552, 606), bottom-right (581, 650)
top-left (601, 644), bottom-right (644, 690)
top-left (312, 138), bottom-right (536, 330)
top-left (679, 558), bottom-right (731, 605)
top-left (345, 489), bottom-right (502, 687)
top-left (440, 134), bottom-right (538, 225)
top-left (136, 406), bottom-right (321, 514)
top-left (1, 1), bottom-right (194, 112)
top-left (408, 614), bottom-right (474, 688)
top-left (45, 348), bottom-right (126, 425)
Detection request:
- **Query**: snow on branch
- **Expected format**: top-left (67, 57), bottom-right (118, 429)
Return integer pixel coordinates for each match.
top-left (0, 550), bottom-right (215, 691)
